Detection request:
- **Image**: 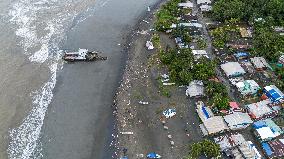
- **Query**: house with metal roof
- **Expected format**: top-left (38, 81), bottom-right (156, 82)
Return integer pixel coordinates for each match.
top-left (253, 119), bottom-right (283, 142)
top-left (223, 112), bottom-right (253, 130)
top-left (196, 101), bottom-right (229, 135)
top-left (236, 80), bottom-right (260, 96)
top-left (250, 57), bottom-right (270, 71)
top-left (199, 116), bottom-right (229, 136)
top-left (262, 139), bottom-right (284, 159)
top-left (214, 133), bottom-right (261, 159)
top-left (246, 100), bottom-right (278, 120)
top-left (264, 85), bottom-right (284, 103)
top-left (221, 62), bottom-right (246, 77)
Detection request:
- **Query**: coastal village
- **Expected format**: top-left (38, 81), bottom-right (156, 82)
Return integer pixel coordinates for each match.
top-left (115, 0), bottom-right (284, 158)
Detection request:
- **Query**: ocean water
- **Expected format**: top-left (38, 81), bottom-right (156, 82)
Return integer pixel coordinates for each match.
top-left (0, 0), bottom-right (159, 158)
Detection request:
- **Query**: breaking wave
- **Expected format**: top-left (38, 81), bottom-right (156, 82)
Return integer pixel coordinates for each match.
top-left (7, 0), bottom-right (97, 158)
top-left (8, 63), bottom-right (58, 159)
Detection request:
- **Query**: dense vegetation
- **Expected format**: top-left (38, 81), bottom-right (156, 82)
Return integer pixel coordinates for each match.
top-left (187, 139), bottom-right (221, 159)
top-left (205, 81), bottom-right (230, 110)
top-left (211, 0), bottom-right (284, 61)
top-left (211, 0), bottom-right (284, 90)
top-left (159, 48), bottom-right (216, 85)
top-left (210, 19), bottom-right (239, 49)
top-left (252, 22), bottom-right (284, 61)
top-left (212, 0), bottom-right (284, 25)
top-left (154, 0), bottom-right (183, 32)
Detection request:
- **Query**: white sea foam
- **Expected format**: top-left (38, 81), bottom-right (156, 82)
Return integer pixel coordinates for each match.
top-left (7, 0), bottom-right (96, 158)
top-left (29, 23), bottom-right (55, 63)
top-left (8, 63), bottom-right (58, 159)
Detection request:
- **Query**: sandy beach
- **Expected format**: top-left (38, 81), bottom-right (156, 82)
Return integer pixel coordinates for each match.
top-left (114, 2), bottom-right (204, 158)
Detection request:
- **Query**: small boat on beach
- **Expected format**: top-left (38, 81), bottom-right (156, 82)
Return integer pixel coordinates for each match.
top-left (63, 49), bottom-right (107, 62)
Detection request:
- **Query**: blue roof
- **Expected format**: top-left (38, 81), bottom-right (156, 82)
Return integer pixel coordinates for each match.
top-left (272, 93), bottom-right (281, 101)
top-left (266, 88), bottom-right (282, 101)
top-left (262, 143), bottom-right (273, 156)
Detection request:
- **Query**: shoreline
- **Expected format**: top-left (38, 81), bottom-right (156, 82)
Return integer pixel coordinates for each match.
top-left (112, 0), bottom-right (171, 158)
top-left (37, 1), bottom-right (166, 159)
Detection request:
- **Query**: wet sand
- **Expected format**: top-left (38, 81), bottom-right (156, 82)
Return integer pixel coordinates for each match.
top-left (40, 0), bottom-right (160, 159)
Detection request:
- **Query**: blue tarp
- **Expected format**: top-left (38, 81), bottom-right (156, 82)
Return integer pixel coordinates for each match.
top-left (202, 106), bottom-right (210, 119)
top-left (234, 52), bottom-right (249, 58)
top-left (253, 120), bottom-right (266, 129)
top-left (147, 153), bottom-right (160, 158)
top-left (262, 143), bottom-right (273, 156)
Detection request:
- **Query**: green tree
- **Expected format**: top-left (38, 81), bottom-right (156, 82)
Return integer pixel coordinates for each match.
top-left (187, 139), bottom-right (221, 158)
top-left (212, 0), bottom-right (245, 22)
top-left (205, 81), bottom-right (227, 97)
top-left (253, 26), bottom-right (284, 61)
top-left (202, 139), bottom-right (221, 158)
top-left (152, 33), bottom-right (161, 49)
top-left (189, 142), bottom-right (202, 158)
top-left (210, 93), bottom-right (230, 110)
top-left (193, 58), bottom-right (216, 80)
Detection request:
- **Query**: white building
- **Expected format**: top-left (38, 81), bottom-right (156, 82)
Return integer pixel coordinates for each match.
top-left (236, 80), bottom-right (260, 96)
top-left (221, 62), bottom-right (246, 77)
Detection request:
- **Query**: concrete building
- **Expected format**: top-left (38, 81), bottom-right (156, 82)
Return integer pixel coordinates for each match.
top-left (200, 116), bottom-right (228, 136)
